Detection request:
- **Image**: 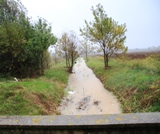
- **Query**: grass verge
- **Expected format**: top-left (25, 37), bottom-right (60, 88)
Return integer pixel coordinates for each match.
top-left (87, 54), bottom-right (160, 113)
top-left (0, 62), bottom-right (69, 115)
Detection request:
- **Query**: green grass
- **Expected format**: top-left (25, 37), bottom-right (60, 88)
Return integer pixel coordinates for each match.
top-left (87, 55), bottom-right (160, 113)
top-left (0, 61), bottom-right (69, 115)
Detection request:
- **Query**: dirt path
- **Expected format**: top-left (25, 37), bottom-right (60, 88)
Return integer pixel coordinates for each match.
top-left (58, 58), bottom-right (121, 115)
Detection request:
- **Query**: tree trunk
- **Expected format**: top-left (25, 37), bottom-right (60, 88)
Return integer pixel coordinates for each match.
top-left (106, 54), bottom-right (109, 68)
top-left (68, 57), bottom-right (70, 68)
top-left (103, 49), bottom-right (107, 69)
top-left (86, 51), bottom-right (88, 62)
top-left (104, 53), bottom-right (109, 69)
top-left (65, 52), bottom-right (68, 67)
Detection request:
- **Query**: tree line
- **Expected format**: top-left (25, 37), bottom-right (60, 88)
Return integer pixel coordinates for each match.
top-left (0, 0), bottom-right (127, 78)
top-left (57, 4), bottom-right (127, 71)
top-left (0, 0), bottom-right (57, 77)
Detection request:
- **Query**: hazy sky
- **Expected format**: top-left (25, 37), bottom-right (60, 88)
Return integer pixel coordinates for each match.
top-left (21, 0), bottom-right (160, 49)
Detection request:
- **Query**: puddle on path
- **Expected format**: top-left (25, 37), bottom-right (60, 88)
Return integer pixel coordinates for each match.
top-left (58, 58), bottom-right (122, 115)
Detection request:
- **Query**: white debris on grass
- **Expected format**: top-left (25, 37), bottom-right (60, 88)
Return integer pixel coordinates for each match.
top-left (14, 77), bottom-right (18, 82)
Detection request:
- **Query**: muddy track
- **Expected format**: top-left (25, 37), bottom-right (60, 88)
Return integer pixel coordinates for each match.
top-left (58, 58), bottom-right (121, 115)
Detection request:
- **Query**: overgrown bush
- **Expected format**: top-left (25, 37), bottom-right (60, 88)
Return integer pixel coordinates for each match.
top-left (0, 0), bottom-right (57, 78)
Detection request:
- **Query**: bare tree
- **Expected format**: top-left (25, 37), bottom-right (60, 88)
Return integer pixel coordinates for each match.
top-left (57, 32), bottom-right (70, 67)
top-left (57, 31), bottom-right (79, 72)
top-left (80, 40), bottom-right (94, 62)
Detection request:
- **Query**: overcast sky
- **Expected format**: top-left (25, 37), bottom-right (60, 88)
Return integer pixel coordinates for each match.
top-left (21, 0), bottom-right (160, 49)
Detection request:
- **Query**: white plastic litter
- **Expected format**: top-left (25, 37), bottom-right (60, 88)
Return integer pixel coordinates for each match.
top-left (14, 77), bottom-right (18, 82)
top-left (68, 91), bottom-right (75, 94)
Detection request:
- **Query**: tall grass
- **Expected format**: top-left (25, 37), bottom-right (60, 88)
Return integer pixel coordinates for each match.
top-left (0, 61), bottom-right (69, 115)
top-left (87, 54), bottom-right (160, 113)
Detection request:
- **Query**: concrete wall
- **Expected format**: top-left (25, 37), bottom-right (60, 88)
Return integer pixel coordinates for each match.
top-left (0, 113), bottom-right (160, 134)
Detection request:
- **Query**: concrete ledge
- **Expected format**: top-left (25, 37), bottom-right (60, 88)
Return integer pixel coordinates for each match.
top-left (0, 113), bottom-right (160, 134)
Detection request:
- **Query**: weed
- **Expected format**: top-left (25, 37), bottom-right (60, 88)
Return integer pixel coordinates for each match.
top-left (87, 54), bottom-right (160, 113)
top-left (0, 61), bottom-right (69, 115)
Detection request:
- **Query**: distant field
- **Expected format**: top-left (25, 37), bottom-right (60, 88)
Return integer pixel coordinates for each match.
top-left (87, 52), bottom-right (160, 113)
top-left (126, 51), bottom-right (160, 59)
top-left (0, 62), bottom-right (69, 115)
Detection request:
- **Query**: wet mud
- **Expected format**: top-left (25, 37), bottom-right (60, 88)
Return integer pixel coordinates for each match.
top-left (58, 58), bottom-right (122, 115)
